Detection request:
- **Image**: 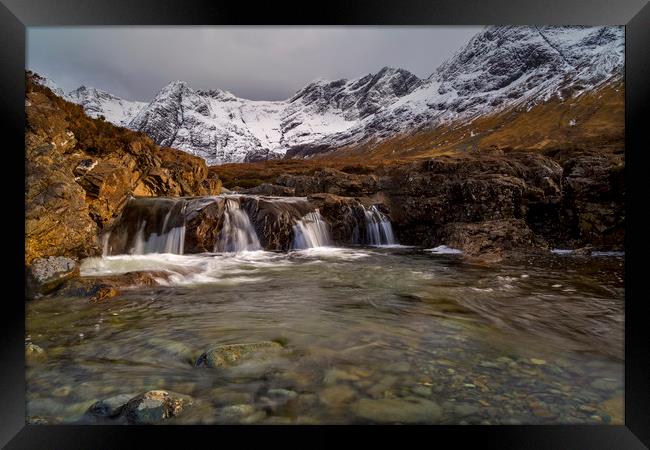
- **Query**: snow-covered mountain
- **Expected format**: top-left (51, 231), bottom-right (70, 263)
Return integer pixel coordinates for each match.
top-left (66, 86), bottom-right (148, 127)
top-left (35, 26), bottom-right (624, 165)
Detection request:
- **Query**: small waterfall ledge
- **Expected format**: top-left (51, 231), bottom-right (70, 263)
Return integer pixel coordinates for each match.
top-left (100, 195), bottom-right (398, 256)
top-left (361, 205), bottom-right (397, 246)
top-left (292, 210), bottom-right (332, 249)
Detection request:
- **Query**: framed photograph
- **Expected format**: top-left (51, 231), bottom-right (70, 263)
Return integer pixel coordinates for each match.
top-left (2, 0), bottom-right (648, 447)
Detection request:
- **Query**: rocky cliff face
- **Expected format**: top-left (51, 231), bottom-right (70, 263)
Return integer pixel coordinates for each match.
top-left (25, 73), bottom-right (222, 265)
top-left (48, 26), bottom-right (623, 165)
top-left (270, 149), bottom-right (624, 259)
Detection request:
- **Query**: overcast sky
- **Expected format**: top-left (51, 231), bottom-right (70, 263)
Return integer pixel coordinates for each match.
top-left (27, 26), bottom-right (483, 102)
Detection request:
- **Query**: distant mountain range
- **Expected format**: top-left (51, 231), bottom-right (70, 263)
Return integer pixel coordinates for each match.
top-left (35, 26), bottom-right (624, 165)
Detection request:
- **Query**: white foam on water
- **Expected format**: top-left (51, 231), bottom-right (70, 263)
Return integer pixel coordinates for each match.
top-left (591, 251), bottom-right (624, 257)
top-left (369, 244), bottom-right (413, 249)
top-left (79, 246), bottom-right (377, 287)
top-left (289, 246), bottom-right (372, 260)
top-left (551, 249), bottom-right (574, 255)
top-left (426, 245), bottom-right (463, 255)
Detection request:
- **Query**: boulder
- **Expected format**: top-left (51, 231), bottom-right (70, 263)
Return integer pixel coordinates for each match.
top-left (439, 219), bottom-right (547, 262)
top-left (26, 256), bottom-right (80, 299)
top-left (123, 390), bottom-right (192, 424)
top-left (83, 390), bottom-right (192, 424)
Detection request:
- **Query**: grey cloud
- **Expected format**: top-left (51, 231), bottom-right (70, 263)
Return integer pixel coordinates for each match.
top-left (27, 26), bottom-right (483, 102)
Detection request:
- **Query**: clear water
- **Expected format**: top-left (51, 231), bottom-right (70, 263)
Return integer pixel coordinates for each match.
top-left (25, 247), bottom-right (624, 425)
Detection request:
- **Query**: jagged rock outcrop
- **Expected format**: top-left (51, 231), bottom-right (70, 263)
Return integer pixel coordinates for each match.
top-left (275, 150), bottom-right (624, 255)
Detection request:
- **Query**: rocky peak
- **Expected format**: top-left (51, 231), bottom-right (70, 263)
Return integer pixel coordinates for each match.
top-left (54, 26), bottom-right (623, 165)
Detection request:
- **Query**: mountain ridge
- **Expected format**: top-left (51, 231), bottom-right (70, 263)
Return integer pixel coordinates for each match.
top-left (34, 25), bottom-right (624, 165)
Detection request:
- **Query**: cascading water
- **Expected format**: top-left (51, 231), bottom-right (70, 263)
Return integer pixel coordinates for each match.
top-left (130, 208), bottom-right (187, 255)
top-left (362, 205), bottom-right (397, 246)
top-left (292, 210), bottom-right (332, 249)
top-left (101, 195), bottom-right (393, 255)
top-left (101, 197), bottom-right (188, 256)
top-left (214, 198), bottom-right (262, 253)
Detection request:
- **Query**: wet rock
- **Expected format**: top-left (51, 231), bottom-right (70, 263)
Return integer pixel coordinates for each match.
top-left (25, 141), bottom-right (100, 265)
top-left (242, 183), bottom-right (296, 196)
top-left (278, 168), bottom-right (380, 197)
top-left (26, 416), bottom-right (50, 425)
top-left (76, 160), bottom-right (135, 227)
top-left (240, 196), bottom-right (313, 250)
top-left (58, 270), bottom-right (170, 300)
top-left (367, 375), bottom-right (399, 398)
top-left (411, 385), bottom-right (432, 397)
top-left (267, 388), bottom-right (298, 400)
top-left (26, 256), bottom-right (80, 299)
top-left (195, 341), bottom-right (284, 368)
top-left (25, 342), bottom-right (46, 362)
top-left (454, 403), bottom-right (480, 417)
top-left (599, 396), bottom-right (623, 425)
top-left (353, 397), bottom-right (442, 423)
top-left (240, 411), bottom-right (267, 424)
top-left (122, 390), bottom-right (193, 424)
top-left (210, 389), bottom-right (252, 406)
top-left (590, 378), bottom-right (619, 392)
top-left (219, 404), bottom-right (255, 419)
top-left (386, 361), bottom-right (411, 373)
top-left (323, 368), bottom-right (361, 385)
top-left (440, 219), bottom-right (546, 262)
top-left (84, 393), bottom-right (135, 419)
top-left (319, 385), bottom-right (357, 407)
top-left (262, 415), bottom-right (295, 424)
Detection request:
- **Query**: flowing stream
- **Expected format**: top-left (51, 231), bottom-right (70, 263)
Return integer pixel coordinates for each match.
top-left (26, 244), bottom-right (624, 425)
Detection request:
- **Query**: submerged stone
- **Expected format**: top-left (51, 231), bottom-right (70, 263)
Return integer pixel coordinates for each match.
top-left (319, 385), bottom-right (358, 407)
top-left (194, 341), bottom-right (284, 368)
top-left (85, 393), bottom-right (135, 419)
top-left (353, 397), bottom-right (442, 423)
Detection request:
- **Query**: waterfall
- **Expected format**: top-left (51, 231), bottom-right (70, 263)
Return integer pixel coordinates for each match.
top-left (362, 205), bottom-right (397, 246)
top-left (129, 212), bottom-right (187, 255)
top-left (101, 195), bottom-right (396, 255)
top-left (101, 231), bottom-right (112, 256)
top-left (292, 210), bottom-right (332, 249)
top-left (214, 197), bottom-right (262, 253)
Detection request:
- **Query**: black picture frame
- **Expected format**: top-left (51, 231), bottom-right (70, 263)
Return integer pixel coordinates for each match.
top-left (2, 0), bottom-right (648, 447)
